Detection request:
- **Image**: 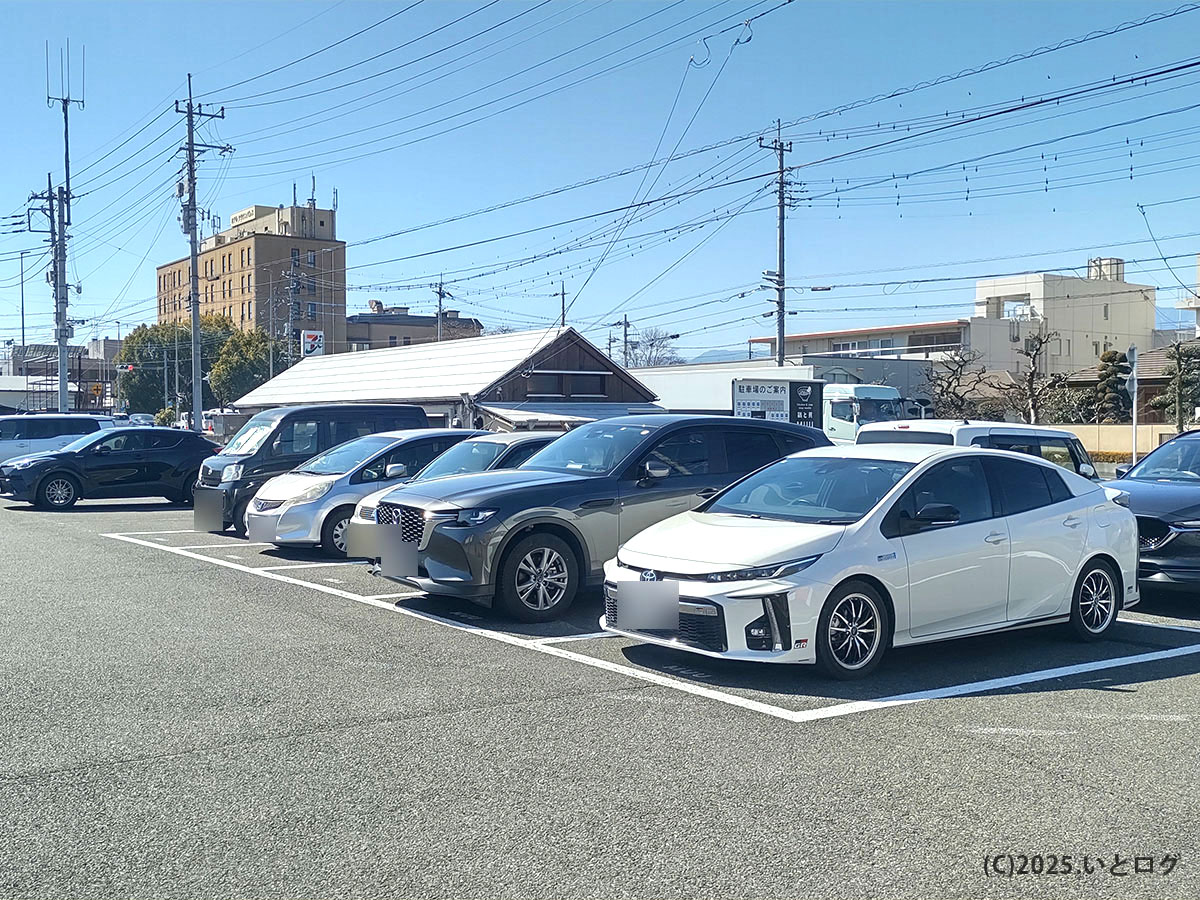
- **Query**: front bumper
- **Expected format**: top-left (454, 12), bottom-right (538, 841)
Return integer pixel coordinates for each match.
top-left (1137, 527), bottom-right (1200, 593)
top-left (370, 509), bottom-right (507, 600)
top-left (245, 501), bottom-right (324, 545)
top-left (599, 562), bottom-right (826, 664)
top-left (0, 468), bottom-right (41, 501)
top-left (194, 481), bottom-right (259, 526)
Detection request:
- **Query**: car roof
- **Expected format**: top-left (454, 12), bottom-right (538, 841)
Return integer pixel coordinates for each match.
top-left (373, 428), bottom-right (485, 441)
top-left (857, 418), bottom-right (1076, 438)
top-left (590, 413), bottom-right (821, 433)
top-left (464, 430), bottom-right (560, 445)
top-left (0, 412), bottom-right (112, 420)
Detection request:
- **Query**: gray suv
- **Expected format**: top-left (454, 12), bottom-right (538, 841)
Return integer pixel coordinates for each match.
top-left (371, 415), bottom-right (829, 621)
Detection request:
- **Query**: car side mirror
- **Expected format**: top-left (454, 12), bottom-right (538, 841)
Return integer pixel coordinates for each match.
top-left (1078, 463), bottom-right (1097, 479)
top-left (909, 502), bottom-right (960, 530)
top-left (93, 445), bottom-right (111, 455)
top-left (642, 460), bottom-right (670, 481)
top-left (385, 462), bottom-right (408, 479)
top-left (1114, 463), bottom-right (1131, 479)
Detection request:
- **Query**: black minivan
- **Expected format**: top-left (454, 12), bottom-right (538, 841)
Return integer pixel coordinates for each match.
top-left (194, 404), bottom-right (428, 534)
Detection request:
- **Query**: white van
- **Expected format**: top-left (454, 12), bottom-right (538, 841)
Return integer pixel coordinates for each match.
top-left (0, 414), bottom-right (115, 465)
top-left (855, 419), bottom-right (1098, 479)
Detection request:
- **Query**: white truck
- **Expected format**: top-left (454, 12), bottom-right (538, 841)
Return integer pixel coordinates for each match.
top-left (821, 383), bottom-right (913, 444)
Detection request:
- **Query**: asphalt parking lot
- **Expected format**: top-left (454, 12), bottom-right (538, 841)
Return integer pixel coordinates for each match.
top-left (3, 497), bottom-right (1200, 899)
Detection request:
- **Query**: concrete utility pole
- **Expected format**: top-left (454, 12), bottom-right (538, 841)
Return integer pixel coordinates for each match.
top-left (560, 282), bottom-right (566, 328)
top-left (760, 122), bottom-right (791, 367)
top-left (19, 251), bottom-right (26, 347)
top-left (606, 315), bottom-right (632, 366)
top-left (283, 262), bottom-right (300, 365)
top-left (1127, 343), bottom-right (1139, 464)
top-left (434, 280), bottom-right (447, 341)
top-left (176, 74), bottom-right (230, 432)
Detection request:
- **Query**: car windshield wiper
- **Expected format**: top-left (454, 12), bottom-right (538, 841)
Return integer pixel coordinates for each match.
top-left (711, 511), bottom-right (763, 520)
top-left (816, 517), bottom-right (858, 525)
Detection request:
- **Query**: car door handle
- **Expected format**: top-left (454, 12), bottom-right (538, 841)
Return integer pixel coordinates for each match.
top-left (984, 532), bottom-right (1007, 544)
top-left (695, 488), bottom-right (719, 498)
top-left (1063, 515), bottom-right (1082, 528)
top-left (579, 498), bottom-right (615, 509)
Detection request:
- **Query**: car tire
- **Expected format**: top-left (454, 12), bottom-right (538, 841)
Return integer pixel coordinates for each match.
top-left (1068, 559), bottom-right (1120, 641)
top-left (37, 473), bottom-right (81, 510)
top-left (495, 532), bottom-right (580, 623)
top-left (231, 499), bottom-right (250, 537)
top-left (173, 480), bottom-right (196, 507)
top-left (815, 580), bottom-right (890, 680)
top-left (321, 506), bottom-right (356, 558)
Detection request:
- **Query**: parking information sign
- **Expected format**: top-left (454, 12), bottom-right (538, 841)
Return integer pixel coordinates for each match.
top-left (302, 330), bottom-right (325, 357)
top-left (732, 379), bottom-right (823, 428)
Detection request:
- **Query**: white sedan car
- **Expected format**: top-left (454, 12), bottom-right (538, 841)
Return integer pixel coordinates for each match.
top-left (601, 444), bottom-right (1138, 679)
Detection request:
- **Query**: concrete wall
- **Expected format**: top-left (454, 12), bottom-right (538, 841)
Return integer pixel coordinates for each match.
top-left (1059, 423), bottom-right (1178, 454)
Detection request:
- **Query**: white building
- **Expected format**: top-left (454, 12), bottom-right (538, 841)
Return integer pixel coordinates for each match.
top-left (752, 257), bottom-right (1159, 377)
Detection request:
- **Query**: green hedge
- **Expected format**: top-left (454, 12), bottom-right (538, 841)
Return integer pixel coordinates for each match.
top-left (1089, 450), bottom-right (1134, 463)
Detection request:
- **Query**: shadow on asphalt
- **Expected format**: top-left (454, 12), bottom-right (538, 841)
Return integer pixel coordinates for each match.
top-left (1137, 588), bottom-right (1200, 623)
top-left (4, 500), bottom-right (185, 514)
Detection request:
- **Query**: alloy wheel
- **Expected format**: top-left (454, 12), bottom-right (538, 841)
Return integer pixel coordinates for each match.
top-left (827, 592), bottom-right (882, 670)
top-left (1079, 569), bottom-right (1116, 633)
top-left (332, 517), bottom-right (349, 554)
top-left (514, 547), bottom-right (570, 610)
top-left (44, 478), bottom-right (75, 507)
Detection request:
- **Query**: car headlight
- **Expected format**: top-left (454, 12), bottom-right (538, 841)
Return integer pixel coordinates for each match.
top-left (453, 508), bottom-right (498, 527)
top-left (289, 481), bottom-right (333, 504)
top-left (706, 555), bottom-right (821, 583)
top-left (220, 463), bottom-right (244, 483)
top-left (1172, 520), bottom-right (1200, 529)
top-left (9, 458), bottom-right (39, 470)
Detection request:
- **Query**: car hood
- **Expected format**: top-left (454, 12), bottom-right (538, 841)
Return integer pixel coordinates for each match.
top-left (1102, 478), bottom-right (1200, 521)
top-left (618, 510), bottom-right (847, 574)
top-left (256, 471), bottom-right (340, 501)
top-left (201, 453), bottom-right (245, 474)
top-left (1, 451), bottom-right (62, 468)
top-left (374, 467), bottom-right (592, 510)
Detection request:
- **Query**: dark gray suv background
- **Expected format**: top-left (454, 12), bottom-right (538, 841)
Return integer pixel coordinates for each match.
top-left (371, 415), bottom-right (830, 621)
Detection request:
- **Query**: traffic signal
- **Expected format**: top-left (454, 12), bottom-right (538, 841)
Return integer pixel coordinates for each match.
top-left (117, 364), bottom-right (135, 372)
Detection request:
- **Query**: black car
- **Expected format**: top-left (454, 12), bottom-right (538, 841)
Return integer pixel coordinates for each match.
top-left (195, 403), bottom-right (428, 535)
top-left (0, 427), bottom-right (219, 509)
top-left (1107, 430), bottom-right (1200, 593)
top-left (369, 415), bottom-right (830, 621)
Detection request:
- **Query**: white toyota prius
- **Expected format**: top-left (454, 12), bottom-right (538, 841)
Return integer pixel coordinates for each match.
top-left (601, 444), bottom-right (1138, 679)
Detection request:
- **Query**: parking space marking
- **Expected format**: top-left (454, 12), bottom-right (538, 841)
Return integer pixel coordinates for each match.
top-left (115, 530), bottom-right (197, 536)
top-left (176, 542), bottom-right (273, 550)
top-left (534, 632), bottom-right (617, 645)
top-left (257, 561), bottom-right (366, 571)
top-left (103, 530), bottom-right (1200, 726)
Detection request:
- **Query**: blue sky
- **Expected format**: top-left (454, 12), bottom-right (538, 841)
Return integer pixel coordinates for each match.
top-left (2, 0), bottom-right (1199, 359)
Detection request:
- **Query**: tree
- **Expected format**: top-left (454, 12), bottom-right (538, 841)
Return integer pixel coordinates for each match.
top-left (208, 328), bottom-right (287, 407)
top-left (115, 316), bottom-right (237, 415)
top-left (1147, 341), bottom-right (1200, 431)
top-left (484, 324), bottom-right (520, 335)
top-left (627, 327), bottom-right (684, 367)
top-left (923, 347), bottom-right (1001, 418)
top-left (1039, 384), bottom-right (1096, 425)
top-left (999, 330), bottom-right (1059, 424)
top-left (1095, 350), bottom-right (1133, 424)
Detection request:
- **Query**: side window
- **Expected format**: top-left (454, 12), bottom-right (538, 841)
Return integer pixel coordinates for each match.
top-left (1045, 468), bottom-right (1072, 504)
top-left (96, 432), bottom-right (146, 453)
top-left (498, 441), bottom-right (548, 469)
top-left (332, 419), bottom-right (374, 446)
top-left (1036, 438), bottom-right (1075, 472)
top-left (776, 432), bottom-right (814, 455)
top-left (269, 418), bottom-right (321, 458)
top-left (642, 429), bottom-right (722, 478)
top-left (724, 429), bottom-right (782, 474)
top-left (384, 438), bottom-right (456, 477)
top-left (25, 420), bottom-right (59, 440)
top-left (71, 419), bottom-right (100, 435)
top-left (0, 420), bottom-right (25, 441)
top-left (1070, 439), bottom-right (1095, 473)
top-left (830, 401), bottom-right (854, 422)
top-left (145, 432), bottom-right (183, 450)
top-left (906, 457), bottom-right (993, 525)
top-left (988, 435), bottom-right (1040, 458)
top-left (984, 457), bottom-right (1054, 515)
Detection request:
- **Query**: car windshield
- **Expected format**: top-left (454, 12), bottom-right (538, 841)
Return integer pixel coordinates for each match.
top-left (704, 456), bottom-right (914, 524)
top-left (412, 440), bottom-right (505, 482)
top-left (58, 432), bottom-right (106, 453)
top-left (855, 398), bottom-right (903, 424)
top-left (222, 418), bottom-right (278, 455)
top-left (857, 430), bottom-right (954, 445)
top-left (298, 435), bottom-right (394, 475)
top-left (520, 423), bottom-right (657, 475)
top-left (1126, 439), bottom-right (1200, 481)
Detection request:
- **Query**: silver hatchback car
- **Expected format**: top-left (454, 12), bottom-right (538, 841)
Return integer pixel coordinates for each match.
top-left (244, 429), bottom-right (482, 556)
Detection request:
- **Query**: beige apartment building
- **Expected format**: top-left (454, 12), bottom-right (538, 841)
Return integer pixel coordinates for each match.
top-left (345, 301), bottom-right (483, 351)
top-left (157, 203), bottom-right (347, 352)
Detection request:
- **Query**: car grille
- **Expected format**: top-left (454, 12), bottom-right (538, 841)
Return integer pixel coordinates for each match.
top-left (199, 466), bottom-right (221, 487)
top-left (1136, 516), bottom-right (1174, 552)
top-left (377, 502), bottom-right (424, 543)
top-left (604, 592), bottom-right (727, 652)
top-left (253, 498), bottom-right (284, 512)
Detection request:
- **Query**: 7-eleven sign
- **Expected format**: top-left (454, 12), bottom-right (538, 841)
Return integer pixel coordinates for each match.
top-left (302, 330), bottom-right (325, 357)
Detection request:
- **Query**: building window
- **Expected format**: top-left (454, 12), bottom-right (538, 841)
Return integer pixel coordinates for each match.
top-left (319, 219), bottom-right (325, 227)
top-left (570, 373), bottom-right (606, 396)
top-left (307, 302), bottom-right (316, 320)
top-left (240, 248), bottom-right (245, 267)
top-left (389, 336), bottom-right (397, 347)
top-left (306, 250), bottom-right (316, 267)
top-left (241, 275), bottom-right (246, 294)
top-left (527, 373), bottom-right (564, 396)
top-left (1103, 303), bottom-right (1110, 320)
top-left (350, 342), bottom-right (370, 352)
top-left (1092, 341), bottom-right (1100, 357)
top-left (291, 248), bottom-right (300, 265)
top-left (246, 247), bottom-right (251, 265)
top-left (247, 273), bottom-right (252, 292)
top-left (305, 276), bottom-right (316, 294)
top-left (402, 336), bottom-right (411, 346)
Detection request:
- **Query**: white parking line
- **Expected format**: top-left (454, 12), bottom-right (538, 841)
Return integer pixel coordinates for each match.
top-left (103, 530), bottom-right (1200, 726)
top-left (176, 542), bottom-right (273, 550)
top-left (257, 561), bottom-right (365, 571)
top-left (117, 530), bottom-right (197, 536)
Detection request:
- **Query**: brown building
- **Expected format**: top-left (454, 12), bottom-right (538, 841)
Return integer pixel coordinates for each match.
top-left (345, 301), bottom-right (483, 351)
top-left (156, 203), bottom-right (346, 352)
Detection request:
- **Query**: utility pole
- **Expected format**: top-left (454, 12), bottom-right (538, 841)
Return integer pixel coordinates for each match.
top-left (283, 263), bottom-right (300, 365)
top-left (19, 251), bottom-right (26, 347)
top-left (176, 74), bottom-right (230, 432)
top-left (560, 281), bottom-right (566, 327)
top-left (434, 280), bottom-right (447, 341)
top-left (1127, 343), bottom-right (1139, 464)
top-left (760, 122), bottom-right (791, 367)
top-left (268, 284), bottom-right (275, 378)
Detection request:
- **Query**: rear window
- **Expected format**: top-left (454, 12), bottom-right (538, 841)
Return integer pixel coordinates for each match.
top-left (857, 430), bottom-right (954, 446)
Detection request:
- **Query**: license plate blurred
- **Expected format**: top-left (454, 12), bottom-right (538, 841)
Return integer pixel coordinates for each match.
top-left (246, 514), bottom-right (276, 544)
top-left (379, 527), bottom-right (417, 578)
top-left (615, 580), bottom-right (680, 629)
top-left (346, 521), bottom-right (378, 560)
top-left (193, 490), bottom-right (224, 533)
